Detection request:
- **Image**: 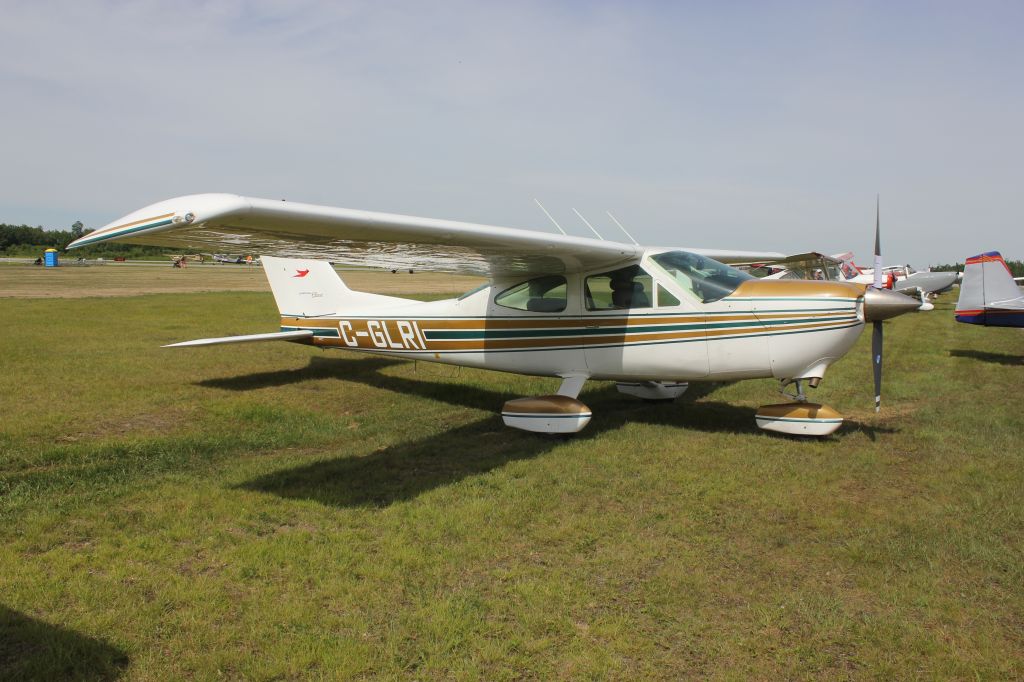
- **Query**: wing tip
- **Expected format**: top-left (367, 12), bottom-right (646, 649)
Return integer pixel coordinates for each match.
top-left (68, 193), bottom-right (250, 249)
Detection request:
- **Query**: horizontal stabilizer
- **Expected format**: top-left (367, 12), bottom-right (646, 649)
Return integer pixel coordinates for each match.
top-left (163, 330), bottom-right (314, 348)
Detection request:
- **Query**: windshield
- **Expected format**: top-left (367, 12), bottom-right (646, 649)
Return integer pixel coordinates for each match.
top-left (649, 250), bottom-right (753, 303)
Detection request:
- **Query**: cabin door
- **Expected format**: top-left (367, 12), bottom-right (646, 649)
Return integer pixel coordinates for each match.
top-left (582, 264), bottom-right (709, 380)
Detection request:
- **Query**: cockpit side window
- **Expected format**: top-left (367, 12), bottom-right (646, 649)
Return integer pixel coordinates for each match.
top-left (494, 275), bottom-right (567, 312)
top-left (585, 265), bottom-right (654, 311)
top-left (656, 284), bottom-right (680, 307)
top-left (649, 251), bottom-right (752, 303)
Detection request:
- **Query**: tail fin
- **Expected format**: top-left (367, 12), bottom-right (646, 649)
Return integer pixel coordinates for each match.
top-left (955, 251), bottom-right (1023, 324)
top-left (262, 256), bottom-right (411, 317)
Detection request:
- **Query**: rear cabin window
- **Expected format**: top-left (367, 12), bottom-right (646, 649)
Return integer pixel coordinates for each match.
top-left (495, 275), bottom-right (567, 312)
top-left (585, 265), bottom-right (654, 311)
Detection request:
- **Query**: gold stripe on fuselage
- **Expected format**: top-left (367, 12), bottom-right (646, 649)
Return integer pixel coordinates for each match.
top-left (279, 310), bottom-right (853, 331)
top-left (282, 312), bottom-right (858, 354)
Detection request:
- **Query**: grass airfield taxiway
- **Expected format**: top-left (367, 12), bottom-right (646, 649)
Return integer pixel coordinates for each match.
top-left (2, 262), bottom-right (1022, 679)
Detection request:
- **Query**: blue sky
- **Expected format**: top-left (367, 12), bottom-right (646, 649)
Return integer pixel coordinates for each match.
top-left (1, 0), bottom-right (1021, 265)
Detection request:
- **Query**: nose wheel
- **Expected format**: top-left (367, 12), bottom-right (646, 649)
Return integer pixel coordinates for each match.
top-left (756, 378), bottom-right (843, 436)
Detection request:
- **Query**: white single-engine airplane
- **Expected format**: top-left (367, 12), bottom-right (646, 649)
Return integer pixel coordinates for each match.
top-left (69, 194), bottom-right (918, 437)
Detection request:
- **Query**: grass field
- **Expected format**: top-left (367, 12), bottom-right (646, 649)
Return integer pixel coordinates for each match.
top-left (2, 268), bottom-right (1023, 679)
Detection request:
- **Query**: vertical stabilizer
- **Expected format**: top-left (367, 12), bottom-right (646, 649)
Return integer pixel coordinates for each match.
top-left (955, 251), bottom-right (1024, 326)
top-left (262, 256), bottom-right (411, 317)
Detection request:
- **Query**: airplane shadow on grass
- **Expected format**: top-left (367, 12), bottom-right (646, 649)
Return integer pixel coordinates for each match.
top-left (949, 349), bottom-right (1024, 366)
top-left (215, 355), bottom-right (893, 509)
top-left (0, 605), bottom-right (128, 680)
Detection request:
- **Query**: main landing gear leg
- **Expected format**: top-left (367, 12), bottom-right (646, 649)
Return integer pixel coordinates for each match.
top-left (556, 374), bottom-right (588, 399)
top-left (918, 290), bottom-right (935, 311)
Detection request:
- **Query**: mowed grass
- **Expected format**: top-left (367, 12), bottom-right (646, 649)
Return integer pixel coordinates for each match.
top-left (1, 283), bottom-right (1023, 679)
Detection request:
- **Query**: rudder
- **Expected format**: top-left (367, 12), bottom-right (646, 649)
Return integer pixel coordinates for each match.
top-left (955, 251), bottom-right (1021, 325)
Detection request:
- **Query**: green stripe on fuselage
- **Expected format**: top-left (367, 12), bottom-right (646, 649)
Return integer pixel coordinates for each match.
top-left (423, 315), bottom-right (857, 340)
top-left (280, 326), bottom-right (339, 337)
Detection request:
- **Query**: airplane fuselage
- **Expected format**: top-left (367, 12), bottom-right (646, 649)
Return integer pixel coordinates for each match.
top-left (281, 263), bottom-right (866, 384)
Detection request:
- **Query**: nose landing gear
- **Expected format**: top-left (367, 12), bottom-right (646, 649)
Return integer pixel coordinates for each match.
top-left (755, 377), bottom-right (844, 436)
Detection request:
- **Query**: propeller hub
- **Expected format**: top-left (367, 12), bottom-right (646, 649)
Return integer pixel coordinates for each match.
top-left (863, 287), bottom-right (920, 322)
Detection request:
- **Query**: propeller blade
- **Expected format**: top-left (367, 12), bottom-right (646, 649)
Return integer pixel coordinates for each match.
top-left (872, 196), bottom-right (883, 411)
top-left (872, 320), bottom-right (883, 412)
top-left (872, 195), bottom-right (883, 290)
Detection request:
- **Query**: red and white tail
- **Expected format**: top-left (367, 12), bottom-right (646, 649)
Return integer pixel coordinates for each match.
top-left (955, 251), bottom-right (1024, 326)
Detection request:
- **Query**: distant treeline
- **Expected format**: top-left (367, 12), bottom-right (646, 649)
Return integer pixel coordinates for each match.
top-left (932, 259), bottom-right (1024, 278)
top-left (0, 223), bottom-right (175, 259)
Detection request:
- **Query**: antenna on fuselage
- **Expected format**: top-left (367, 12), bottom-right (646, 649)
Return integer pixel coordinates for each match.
top-left (533, 199), bottom-right (567, 235)
top-left (605, 211), bottom-right (639, 245)
top-left (571, 208), bottom-right (605, 240)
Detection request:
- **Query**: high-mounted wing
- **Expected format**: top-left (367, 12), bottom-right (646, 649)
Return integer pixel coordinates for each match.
top-left (68, 194), bottom-right (783, 276)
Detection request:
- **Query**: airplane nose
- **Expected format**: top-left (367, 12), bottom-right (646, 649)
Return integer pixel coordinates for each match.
top-left (863, 287), bottom-right (920, 321)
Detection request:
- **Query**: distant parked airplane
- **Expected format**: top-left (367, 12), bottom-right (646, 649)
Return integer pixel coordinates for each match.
top-left (741, 252), bottom-right (956, 311)
top-left (954, 251), bottom-right (1024, 327)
